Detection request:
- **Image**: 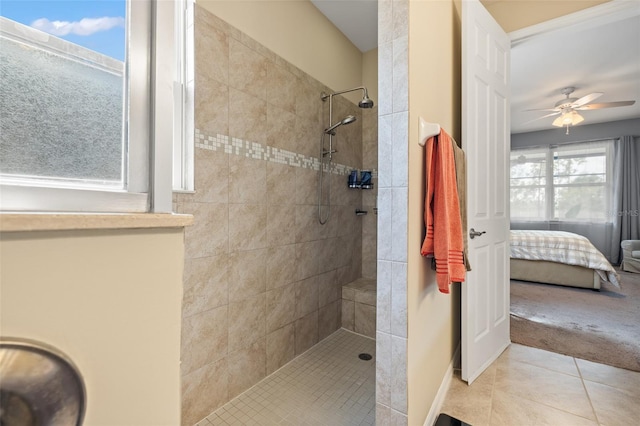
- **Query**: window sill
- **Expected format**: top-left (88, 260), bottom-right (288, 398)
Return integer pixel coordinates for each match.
top-left (0, 213), bottom-right (193, 232)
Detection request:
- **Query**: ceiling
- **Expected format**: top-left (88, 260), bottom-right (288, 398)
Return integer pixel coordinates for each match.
top-left (310, 0), bottom-right (640, 134)
top-left (511, 11), bottom-right (639, 133)
top-left (310, 0), bottom-right (378, 52)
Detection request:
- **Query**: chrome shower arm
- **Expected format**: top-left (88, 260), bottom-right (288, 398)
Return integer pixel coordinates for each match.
top-left (322, 86), bottom-right (373, 109)
top-left (321, 86), bottom-right (367, 102)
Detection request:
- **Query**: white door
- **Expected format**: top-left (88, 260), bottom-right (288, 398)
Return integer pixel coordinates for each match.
top-left (461, 0), bottom-right (511, 384)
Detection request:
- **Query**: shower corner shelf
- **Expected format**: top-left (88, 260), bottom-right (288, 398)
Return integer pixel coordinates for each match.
top-left (348, 183), bottom-right (374, 190)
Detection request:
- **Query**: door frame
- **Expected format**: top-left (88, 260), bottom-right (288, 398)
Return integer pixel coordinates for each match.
top-left (508, 1), bottom-right (639, 47)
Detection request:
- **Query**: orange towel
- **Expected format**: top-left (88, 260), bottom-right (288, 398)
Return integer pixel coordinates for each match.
top-left (421, 130), bottom-right (466, 293)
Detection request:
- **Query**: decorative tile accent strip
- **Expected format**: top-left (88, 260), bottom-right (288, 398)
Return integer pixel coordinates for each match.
top-left (196, 128), bottom-right (378, 178)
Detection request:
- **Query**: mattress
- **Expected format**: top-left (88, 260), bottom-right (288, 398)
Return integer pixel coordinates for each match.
top-left (510, 230), bottom-right (619, 287)
top-left (510, 258), bottom-right (600, 290)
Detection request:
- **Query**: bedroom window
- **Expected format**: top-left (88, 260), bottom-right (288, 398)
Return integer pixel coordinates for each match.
top-left (510, 148), bottom-right (547, 220)
top-left (510, 140), bottom-right (614, 222)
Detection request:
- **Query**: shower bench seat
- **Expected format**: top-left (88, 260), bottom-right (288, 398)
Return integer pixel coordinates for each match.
top-left (341, 278), bottom-right (376, 339)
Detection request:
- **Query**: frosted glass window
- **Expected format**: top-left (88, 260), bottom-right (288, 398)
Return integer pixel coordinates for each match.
top-left (0, 1), bottom-right (189, 213)
top-left (0, 1), bottom-right (126, 189)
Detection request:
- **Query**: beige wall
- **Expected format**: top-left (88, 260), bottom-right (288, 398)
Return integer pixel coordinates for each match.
top-left (0, 228), bottom-right (184, 426)
top-left (481, 0), bottom-right (611, 32)
top-left (362, 48), bottom-right (379, 105)
top-left (197, 0), bottom-right (365, 104)
top-left (406, 0), bottom-right (462, 424)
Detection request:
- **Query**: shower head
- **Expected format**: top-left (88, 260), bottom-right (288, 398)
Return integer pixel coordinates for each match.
top-left (358, 88), bottom-right (374, 109)
top-left (342, 115), bottom-right (356, 125)
top-left (324, 115), bottom-right (356, 134)
top-left (322, 86), bottom-right (374, 109)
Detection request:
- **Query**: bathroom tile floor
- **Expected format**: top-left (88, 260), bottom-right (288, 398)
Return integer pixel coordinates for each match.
top-left (441, 343), bottom-right (640, 426)
top-left (196, 333), bottom-right (639, 426)
top-left (199, 329), bottom-right (376, 426)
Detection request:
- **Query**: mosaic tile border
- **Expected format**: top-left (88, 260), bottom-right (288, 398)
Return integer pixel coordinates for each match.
top-left (195, 128), bottom-right (378, 178)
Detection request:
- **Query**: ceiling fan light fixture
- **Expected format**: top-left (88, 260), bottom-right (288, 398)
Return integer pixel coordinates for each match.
top-left (552, 111), bottom-right (584, 127)
top-left (569, 111), bottom-right (585, 125)
top-left (552, 114), bottom-right (566, 127)
top-left (525, 88), bottom-right (635, 133)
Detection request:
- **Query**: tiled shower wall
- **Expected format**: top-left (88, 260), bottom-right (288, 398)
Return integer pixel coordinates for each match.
top-left (362, 106), bottom-right (378, 279)
top-left (377, 0), bottom-right (410, 424)
top-left (174, 6), bottom-right (375, 425)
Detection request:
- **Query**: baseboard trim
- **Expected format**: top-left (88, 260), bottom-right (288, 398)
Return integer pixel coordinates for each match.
top-left (423, 343), bottom-right (461, 426)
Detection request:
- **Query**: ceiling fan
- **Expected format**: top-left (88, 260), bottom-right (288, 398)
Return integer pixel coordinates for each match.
top-left (527, 87), bottom-right (636, 134)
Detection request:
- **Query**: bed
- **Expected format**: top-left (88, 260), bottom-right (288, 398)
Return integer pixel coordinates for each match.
top-left (510, 230), bottom-right (620, 290)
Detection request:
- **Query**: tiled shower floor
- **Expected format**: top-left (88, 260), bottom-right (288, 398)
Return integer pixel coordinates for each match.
top-left (199, 329), bottom-right (376, 426)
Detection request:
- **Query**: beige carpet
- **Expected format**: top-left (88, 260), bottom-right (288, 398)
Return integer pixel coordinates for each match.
top-left (510, 268), bottom-right (640, 372)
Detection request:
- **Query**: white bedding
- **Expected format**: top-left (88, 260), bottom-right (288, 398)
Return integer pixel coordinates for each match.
top-left (510, 230), bottom-right (620, 287)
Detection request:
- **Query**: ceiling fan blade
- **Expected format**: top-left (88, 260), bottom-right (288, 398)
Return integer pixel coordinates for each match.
top-left (524, 107), bottom-right (560, 112)
top-left (522, 111), bottom-right (560, 124)
top-left (572, 92), bottom-right (603, 107)
top-left (575, 100), bottom-right (636, 110)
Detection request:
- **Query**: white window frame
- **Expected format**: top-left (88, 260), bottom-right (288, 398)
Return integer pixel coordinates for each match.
top-left (510, 147), bottom-right (548, 221)
top-left (0, 0), bottom-right (180, 213)
top-left (510, 140), bottom-right (614, 223)
top-left (173, 0), bottom-right (195, 193)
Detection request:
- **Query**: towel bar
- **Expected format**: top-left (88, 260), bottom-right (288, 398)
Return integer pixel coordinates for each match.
top-left (418, 117), bottom-right (441, 146)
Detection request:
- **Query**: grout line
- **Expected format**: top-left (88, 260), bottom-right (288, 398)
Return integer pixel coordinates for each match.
top-left (509, 344), bottom-right (582, 378)
top-left (491, 349), bottom-right (602, 424)
top-left (574, 356), bottom-right (603, 425)
top-left (486, 357), bottom-right (499, 426)
top-left (513, 359), bottom-right (602, 424)
top-left (195, 415), bottom-right (214, 425)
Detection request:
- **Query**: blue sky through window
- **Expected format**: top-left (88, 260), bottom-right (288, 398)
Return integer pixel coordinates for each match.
top-left (1, 0), bottom-right (126, 61)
